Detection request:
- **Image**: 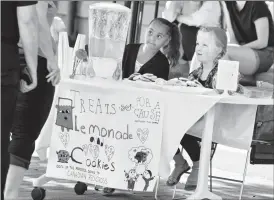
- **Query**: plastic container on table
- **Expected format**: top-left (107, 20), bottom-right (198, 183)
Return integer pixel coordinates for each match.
top-left (88, 2), bottom-right (131, 79)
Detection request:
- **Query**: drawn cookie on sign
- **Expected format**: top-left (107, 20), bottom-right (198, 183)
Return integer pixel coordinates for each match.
top-left (56, 147), bottom-right (83, 164)
top-left (56, 150), bottom-right (70, 163)
top-left (55, 97), bottom-right (74, 132)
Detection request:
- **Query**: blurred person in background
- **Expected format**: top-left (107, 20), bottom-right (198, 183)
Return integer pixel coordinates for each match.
top-left (223, 1), bottom-right (274, 86)
top-left (1, 1), bottom-right (38, 199)
top-left (4, 2), bottom-right (61, 199)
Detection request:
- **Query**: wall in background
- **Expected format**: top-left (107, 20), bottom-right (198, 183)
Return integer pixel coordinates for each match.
top-left (55, 1), bottom-right (274, 44)
top-left (55, 1), bottom-right (166, 44)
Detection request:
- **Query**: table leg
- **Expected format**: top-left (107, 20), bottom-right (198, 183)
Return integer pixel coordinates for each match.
top-left (154, 176), bottom-right (160, 199)
top-left (187, 107), bottom-right (222, 200)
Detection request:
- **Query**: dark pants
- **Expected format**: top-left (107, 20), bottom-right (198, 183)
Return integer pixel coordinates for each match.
top-left (9, 55), bottom-right (55, 169)
top-left (1, 43), bottom-right (21, 200)
top-left (175, 134), bottom-right (201, 162)
top-left (180, 23), bottom-right (199, 61)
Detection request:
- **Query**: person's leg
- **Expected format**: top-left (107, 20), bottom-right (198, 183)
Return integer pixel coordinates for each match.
top-left (166, 150), bottom-right (190, 186)
top-left (254, 47), bottom-right (274, 85)
top-left (225, 46), bottom-right (274, 86)
top-left (256, 63), bottom-right (274, 85)
top-left (181, 134), bottom-right (201, 162)
top-left (1, 43), bottom-right (20, 199)
top-left (166, 137), bottom-right (191, 186)
top-left (1, 82), bottom-right (19, 200)
top-left (180, 134), bottom-right (201, 190)
top-left (225, 45), bottom-right (259, 76)
top-left (5, 57), bottom-right (55, 199)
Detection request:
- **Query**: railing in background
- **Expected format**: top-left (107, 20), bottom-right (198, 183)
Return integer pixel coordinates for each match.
top-left (64, 1), bottom-right (162, 47)
top-left (154, 1), bottom-right (159, 19)
top-left (135, 1), bottom-right (144, 43)
top-left (124, 1), bottom-right (132, 8)
top-left (128, 1), bottom-right (139, 44)
top-left (67, 1), bottom-right (78, 47)
top-left (127, 1), bottom-right (161, 44)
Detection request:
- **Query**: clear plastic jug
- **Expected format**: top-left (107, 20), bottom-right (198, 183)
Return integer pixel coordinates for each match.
top-left (88, 2), bottom-right (131, 79)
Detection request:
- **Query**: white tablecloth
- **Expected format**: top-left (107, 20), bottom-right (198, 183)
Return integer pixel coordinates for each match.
top-left (35, 78), bottom-right (273, 178)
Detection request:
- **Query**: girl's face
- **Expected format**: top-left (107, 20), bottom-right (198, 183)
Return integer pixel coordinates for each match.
top-left (195, 31), bottom-right (222, 63)
top-left (145, 21), bottom-right (170, 51)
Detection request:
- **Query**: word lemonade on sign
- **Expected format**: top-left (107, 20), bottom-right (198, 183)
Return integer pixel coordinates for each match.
top-left (58, 90), bottom-right (161, 137)
top-left (47, 87), bottom-right (164, 192)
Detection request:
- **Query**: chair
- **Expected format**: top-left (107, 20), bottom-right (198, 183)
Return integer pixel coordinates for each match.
top-left (238, 139), bottom-right (274, 200)
top-left (211, 105), bottom-right (274, 200)
top-left (250, 140), bottom-right (274, 165)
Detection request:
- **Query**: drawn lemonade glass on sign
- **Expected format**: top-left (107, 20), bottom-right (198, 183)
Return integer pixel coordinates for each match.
top-left (55, 97), bottom-right (74, 132)
top-left (216, 60), bottom-right (239, 94)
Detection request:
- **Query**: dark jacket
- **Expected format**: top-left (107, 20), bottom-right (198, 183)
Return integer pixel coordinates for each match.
top-left (122, 44), bottom-right (170, 80)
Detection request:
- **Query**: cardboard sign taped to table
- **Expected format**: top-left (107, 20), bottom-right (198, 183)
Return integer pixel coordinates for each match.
top-left (46, 80), bottom-right (164, 192)
top-left (216, 60), bottom-right (239, 92)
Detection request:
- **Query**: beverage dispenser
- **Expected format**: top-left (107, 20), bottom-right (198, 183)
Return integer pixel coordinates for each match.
top-left (88, 3), bottom-right (131, 79)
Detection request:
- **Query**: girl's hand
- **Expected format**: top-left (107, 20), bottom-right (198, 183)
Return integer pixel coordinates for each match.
top-left (213, 89), bottom-right (236, 95)
top-left (214, 89), bottom-right (223, 95)
top-left (46, 68), bottom-right (61, 86)
top-left (46, 59), bottom-right (61, 86)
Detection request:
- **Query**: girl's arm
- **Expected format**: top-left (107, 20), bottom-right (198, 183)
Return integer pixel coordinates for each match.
top-left (242, 17), bottom-right (269, 49)
top-left (176, 1), bottom-right (221, 27)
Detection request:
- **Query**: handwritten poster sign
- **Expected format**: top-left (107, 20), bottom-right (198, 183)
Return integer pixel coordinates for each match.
top-left (46, 80), bottom-right (164, 192)
top-left (216, 60), bottom-right (239, 92)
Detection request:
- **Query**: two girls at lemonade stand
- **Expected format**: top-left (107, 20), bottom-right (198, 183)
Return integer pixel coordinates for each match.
top-left (106, 4), bottom-right (273, 192)
top-left (104, 17), bottom-right (249, 194)
top-left (95, 1), bottom-right (274, 195)
top-left (7, 1), bottom-right (273, 198)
